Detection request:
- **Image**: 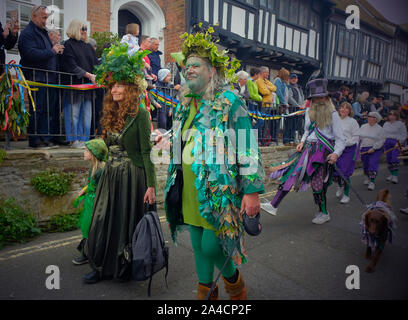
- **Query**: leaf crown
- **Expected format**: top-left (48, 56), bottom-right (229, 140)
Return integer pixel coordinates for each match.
top-left (94, 42), bottom-right (150, 86)
top-left (181, 23), bottom-right (241, 82)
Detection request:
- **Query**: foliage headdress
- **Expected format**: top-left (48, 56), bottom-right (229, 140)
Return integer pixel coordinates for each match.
top-left (180, 23), bottom-right (241, 82)
top-left (94, 42), bottom-right (150, 88)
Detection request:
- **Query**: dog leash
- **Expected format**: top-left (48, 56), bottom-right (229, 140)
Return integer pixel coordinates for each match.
top-left (333, 162), bottom-right (369, 208)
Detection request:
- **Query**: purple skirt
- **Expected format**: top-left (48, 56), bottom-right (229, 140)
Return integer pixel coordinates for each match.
top-left (334, 144), bottom-right (357, 179)
top-left (361, 147), bottom-right (383, 174)
top-left (384, 138), bottom-right (400, 165)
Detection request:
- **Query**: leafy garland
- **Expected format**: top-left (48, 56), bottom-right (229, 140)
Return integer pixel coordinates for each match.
top-left (0, 69), bottom-right (29, 135)
top-left (94, 42), bottom-right (150, 87)
top-left (181, 23), bottom-right (241, 82)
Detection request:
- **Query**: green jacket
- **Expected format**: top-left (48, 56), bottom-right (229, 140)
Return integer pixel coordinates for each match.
top-left (247, 79), bottom-right (262, 102)
top-left (115, 108), bottom-right (156, 188)
top-left (164, 88), bottom-right (265, 265)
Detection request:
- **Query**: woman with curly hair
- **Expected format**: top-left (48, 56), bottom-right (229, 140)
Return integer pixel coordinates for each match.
top-left (83, 46), bottom-right (156, 284)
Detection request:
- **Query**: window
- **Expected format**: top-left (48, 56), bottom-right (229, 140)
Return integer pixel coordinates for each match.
top-left (289, 0), bottom-right (299, 24)
top-left (299, 0), bottom-right (308, 27)
top-left (267, 0), bottom-right (275, 10)
top-left (42, 0), bottom-right (64, 33)
top-left (349, 33), bottom-right (356, 56)
top-left (337, 29), bottom-right (344, 54)
top-left (365, 37), bottom-right (384, 64)
top-left (5, 0), bottom-right (34, 55)
top-left (309, 11), bottom-right (319, 30)
top-left (279, 0), bottom-right (289, 20)
top-left (394, 40), bottom-right (407, 64)
top-left (260, 0), bottom-right (267, 7)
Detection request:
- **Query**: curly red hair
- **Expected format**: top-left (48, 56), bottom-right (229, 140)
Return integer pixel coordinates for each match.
top-left (100, 83), bottom-right (142, 137)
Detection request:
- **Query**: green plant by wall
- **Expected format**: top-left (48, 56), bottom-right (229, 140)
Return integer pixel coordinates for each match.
top-left (0, 149), bottom-right (6, 165)
top-left (47, 212), bottom-right (80, 233)
top-left (31, 170), bottom-right (74, 197)
top-left (0, 198), bottom-right (41, 249)
top-left (91, 31), bottom-right (120, 58)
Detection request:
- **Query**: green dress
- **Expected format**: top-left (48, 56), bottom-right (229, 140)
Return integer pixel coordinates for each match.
top-left (87, 108), bottom-right (156, 280)
top-left (74, 168), bottom-right (103, 239)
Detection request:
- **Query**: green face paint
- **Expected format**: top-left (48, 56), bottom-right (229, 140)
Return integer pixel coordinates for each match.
top-left (185, 56), bottom-right (212, 94)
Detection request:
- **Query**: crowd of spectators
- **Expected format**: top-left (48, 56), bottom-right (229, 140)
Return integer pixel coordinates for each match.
top-left (1, 5), bottom-right (407, 149)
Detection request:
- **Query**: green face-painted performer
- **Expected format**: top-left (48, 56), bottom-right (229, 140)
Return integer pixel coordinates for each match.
top-left (164, 26), bottom-right (265, 300)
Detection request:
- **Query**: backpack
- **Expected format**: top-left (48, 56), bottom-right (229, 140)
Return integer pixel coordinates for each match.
top-left (131, 205), bottom-right (169, 297)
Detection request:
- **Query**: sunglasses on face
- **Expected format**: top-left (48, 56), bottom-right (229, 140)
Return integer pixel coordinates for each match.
top-left (32, 5), bottom-right (48, 14)
top-left (81, 26), bottom-right (87, 32)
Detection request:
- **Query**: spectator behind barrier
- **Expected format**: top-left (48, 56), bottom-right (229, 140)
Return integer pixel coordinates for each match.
top-left (257, 66), bottom-right (277, 145)
top-left (148, 37), bottom-right (162, 78)
top-left (1, 19), bottom-right (19, 74)
top-left (233, 70), bottom-right (250, 101)
top-left (61, 19), bottom-right (99, 148)
top-left (18, 5), bottom-right (64, 148)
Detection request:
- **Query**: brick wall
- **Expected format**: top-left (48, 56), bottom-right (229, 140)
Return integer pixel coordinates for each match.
top-left (86, 0), bottom-right (186, 64)
top-left (87, 0), bottom-right (111, 34)
top-left (156, 0), bottom-right (187, 64)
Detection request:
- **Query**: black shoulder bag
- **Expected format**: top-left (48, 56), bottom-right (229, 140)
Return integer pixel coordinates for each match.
top-left (165, 120), bottom-right (195, 216)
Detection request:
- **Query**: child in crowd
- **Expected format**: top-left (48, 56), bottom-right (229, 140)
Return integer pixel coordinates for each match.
top-left (72, 139), bottom-right (108, 265)
top-left (120, 23), bottom-right (140, 56)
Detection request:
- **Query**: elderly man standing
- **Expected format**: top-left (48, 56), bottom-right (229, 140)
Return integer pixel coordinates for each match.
top-left (268, 79), bottom-right (346, 225)
top-left (256, 66), bottom-right (277, 145)
top-left (233, 70), bottom-right (250, 101)
top-left (147, 37), bottom-right (162, 79)
top-left (18, 5), bottom-right (64, 148)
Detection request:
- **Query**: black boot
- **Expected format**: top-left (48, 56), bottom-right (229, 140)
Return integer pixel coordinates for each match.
top-left (82, 271), bottom-right (101, 284)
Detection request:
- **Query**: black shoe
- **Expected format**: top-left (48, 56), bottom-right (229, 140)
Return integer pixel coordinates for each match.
top-left (82, 271), bottom-right (101, 284)
top-left (72, 254), bottom-right (89, 265)
top-left (29, 141), bottom-right (48, 149)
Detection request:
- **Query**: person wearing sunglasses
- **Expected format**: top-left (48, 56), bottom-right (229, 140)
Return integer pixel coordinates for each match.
top-left (61, 19), bottom-right (99, 148)
top-left (18, 5), bottom-right (64, 148)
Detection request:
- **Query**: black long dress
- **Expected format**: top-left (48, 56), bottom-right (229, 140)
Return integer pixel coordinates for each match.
top-left (87, 110), bottom-right (156, 280)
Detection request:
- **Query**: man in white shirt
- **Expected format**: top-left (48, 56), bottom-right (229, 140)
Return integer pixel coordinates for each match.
top-left (268, 78), bottom-right (346, 224)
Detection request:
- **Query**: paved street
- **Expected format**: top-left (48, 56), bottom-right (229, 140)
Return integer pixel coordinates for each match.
top-left (1, 164), bottom-right (407, 300)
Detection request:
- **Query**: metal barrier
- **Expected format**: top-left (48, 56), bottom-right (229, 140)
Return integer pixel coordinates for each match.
top-left (245, 100), bottom-right (305, 146)
top-left (0, 66), bottom-right (305, 149)
top-left (1, 65), bottom-right (103, 149)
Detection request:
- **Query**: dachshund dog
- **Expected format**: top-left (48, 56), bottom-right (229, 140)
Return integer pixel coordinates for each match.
top-left (363, 189), bottom-right (393, 273)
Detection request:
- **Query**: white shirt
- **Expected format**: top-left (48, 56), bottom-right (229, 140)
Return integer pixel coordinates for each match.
top-left (358, 123), bottom-right (386, 150)
top-left (383, 121), bottom-right (407, 143)
top-left (301, 109), bottom-right (346, 157)
top-left (339, 116), bottom-right (360, 147)
top-left (120, 34), bottom-right (140, 56)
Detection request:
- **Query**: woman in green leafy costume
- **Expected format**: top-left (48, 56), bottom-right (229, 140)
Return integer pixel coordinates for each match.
top-left (82, 44), bottom-right (156, 284)
top-left (72, 139), bottom-right (107, 265)
top-left (163, 25), bottom-right (265, 300)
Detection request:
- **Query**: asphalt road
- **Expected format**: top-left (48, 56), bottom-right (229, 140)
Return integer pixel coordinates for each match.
top-left (1, 164), bottom-right (407, 300)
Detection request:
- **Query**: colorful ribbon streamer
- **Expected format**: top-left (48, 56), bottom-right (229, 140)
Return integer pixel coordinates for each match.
top-left (150, 88), bottom-right (179, 108)
top-left (248, 109), bottom-right (305, 121)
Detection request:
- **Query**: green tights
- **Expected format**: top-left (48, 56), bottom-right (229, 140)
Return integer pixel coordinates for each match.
top-left (189, 225), bottom-right (236, 285)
